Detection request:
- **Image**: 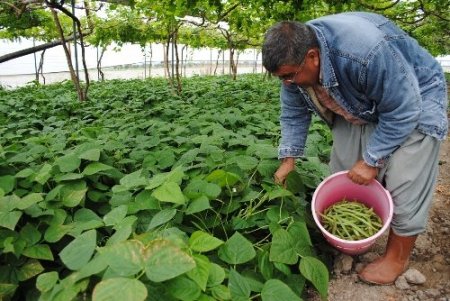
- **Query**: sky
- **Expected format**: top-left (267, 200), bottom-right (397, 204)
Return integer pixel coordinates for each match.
top-left (0, 39), bottom-right (260, 76)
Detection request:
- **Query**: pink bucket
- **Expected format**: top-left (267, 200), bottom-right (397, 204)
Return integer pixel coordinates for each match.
top-left (312, 171), bottom-right (393, 255)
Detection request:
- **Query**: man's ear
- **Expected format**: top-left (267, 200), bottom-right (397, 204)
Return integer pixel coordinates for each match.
top-left (308, 48), bottom-right (320, 67)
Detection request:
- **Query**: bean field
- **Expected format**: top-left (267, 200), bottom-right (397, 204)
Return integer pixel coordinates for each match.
top-left (0, 75), bottom-right (333, 301)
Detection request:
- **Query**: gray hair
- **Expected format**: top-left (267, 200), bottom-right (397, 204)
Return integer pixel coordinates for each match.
top-left (262, 21), bottom-right (318, 73)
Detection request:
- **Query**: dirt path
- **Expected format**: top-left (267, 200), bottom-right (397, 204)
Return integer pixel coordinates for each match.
top-left (309, 133), bottom-right (450, 301)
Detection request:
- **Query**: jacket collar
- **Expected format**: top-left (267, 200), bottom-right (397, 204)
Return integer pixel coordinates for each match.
top-left (308, 24), bottom-right (339, 89)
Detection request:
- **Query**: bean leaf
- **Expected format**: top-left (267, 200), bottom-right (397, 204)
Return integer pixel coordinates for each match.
top-left (218, 232), bottom-right (255, 264)
top-left (93, 278), bottom-right (147, 301)
top-left (299, 256), bottom-right (328, 299)
top-left (261, 279), bottom-right (302, 301)
top-left (144, 239), bottom-right (196, 282)
top-left (59, 230), bottom-right (97, 270)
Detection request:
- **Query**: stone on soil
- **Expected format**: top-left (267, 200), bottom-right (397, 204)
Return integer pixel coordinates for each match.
top-left (403, 268), bottom-right (426, 284)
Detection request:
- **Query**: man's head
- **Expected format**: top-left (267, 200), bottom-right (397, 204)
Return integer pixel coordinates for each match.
top-left (262, 21), bottom-right (318, 72)
top-left (262, 21), bottom-right (320, 86)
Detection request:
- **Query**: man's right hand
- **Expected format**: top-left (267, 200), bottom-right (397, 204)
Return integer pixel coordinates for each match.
top-left (274, 157), bottom-right (296, 184)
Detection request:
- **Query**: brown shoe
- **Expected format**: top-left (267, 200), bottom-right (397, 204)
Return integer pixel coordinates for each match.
top-left (359, 229), bottom-right (417, 285)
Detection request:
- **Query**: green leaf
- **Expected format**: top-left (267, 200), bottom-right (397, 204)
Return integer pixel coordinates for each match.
top-left (241, 271), bottom-right (264, 293)
top-left (266, 206), bottom-right (289, 223)
top-left (205, 170), bottom-right (240, 187)
top-left (106, 217), bottom-right (135, 245)
top-left (43, 284), bottom-right (77, 301)
top-left (0, 194), bottom-right (18, 211)
top-left (247, 144), bottom-right (278, 159)
top-left (261, 279), bottom-right (302, 301)
top-left (109, 190), bottom-right (133, 207)
top-left (133, 190), bottom-right (160, 211)
top-left (93, 278), bottom-right (147, 301)
top-left (0, 175), bottom-right (15, 194)
top-left (59, 230), bottom-right (97, 270)
top-left (0, 211), bottom-right (22, 230)
top-left (120, 169), bottom-right (148, 189)
top-left (299, 256), bottom-right (329, 299)
top-left (207, 263), bottom-right (226, 288)
top-left (15, 168), bottom-right (35, 178)
top-left (74, 254), bottom-right (108, 281)
top-left (45, 224), bottom-right (73, 243)
top-left (198, 293), bottom-right (215, 301)
top-left (103, 205), bottom-right (128, 226)
top-left (144, 239), bottom-right (196, 282)
top-left (151, 182), bottom-right (185, 205)
top-left (270, 228), bottom-right (298, 265)
top-left (174, 148), bottom-right (200, 167)
top-left (258, 250), bottom-right (273, 281)
top-left (289, 222), bottom-right (313, 256)
top-left (157, 149), bottom-right (175, 169)
top-left (283, 274), bottom-right (306, 298)
top-left (99, 240), bottom-right (144, 276)
top-left (146, 166), bottom-right (185, 190)
top-left (231, 155), bottom-right (259, 171)
top-left (20, 223), bottom-right (41, 245)
top-left (147, 208), bottom-right (177, 230)
top-left (285, 171), bottom-right (305, 194)
top-left (56, 153), bottom-right (81, 172)
top-left (82, 162), bottom-right (114, 175)
top-left (189, 231), bottom-right (224, 253)
top-left (186, 254), bottom-right (211, 292)
top-left (257, 160), bottom-right (279, 178)
top-left (183, 180), bottom-right (221, 200)
top-left (0, 283), bottom-right (18, 296)
top-left (274, 262), bottom-right (291, 276)
top-left (55, 173), bottom-right (84, 182)
top-left (210, 285), bottom-right (231, 300)
top-left (17, 259), bottom-right (44, 281)
top-left (228, 269), bottom-right (251, 301)
top-left (17, 193), bottom-right (43, 210)
top-left (70, 215), bottom-right (103, 237)
top-left (218, 232), bottom-right (256, 265)
top-left (22, 244), bottom-right (54, 260)
top-left (3, 236), bottom-right (23, 256)
top-left (268, 187), bottom-right (293, 200)
top-left (166, 275), bottom-right (202, 301)
top-left (75, 207), bottom-right (103, 223)
top-left (79, 148), bottom-right (101, 161)
top-left (61, 181), bottom-right (88, 207)
top-left (36, 271), bottom-right (59, 292)
top-left (34, 163), bottom-right (53, 184)
top-left (185, 195), bottom-right (211, 215)
top-left (45, 185), bottom-right (62, 202)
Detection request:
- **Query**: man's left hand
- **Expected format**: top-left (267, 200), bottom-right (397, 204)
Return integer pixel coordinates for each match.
top-left (347, 160), bottom-right (378, 185)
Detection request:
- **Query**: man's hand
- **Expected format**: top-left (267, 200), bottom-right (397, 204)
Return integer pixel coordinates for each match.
top-left (274, 157), bottom-right (296, 185)
top-left (347, 160), bottom-right (378, 185)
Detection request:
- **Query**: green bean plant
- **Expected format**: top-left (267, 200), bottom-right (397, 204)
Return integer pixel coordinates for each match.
top-left (0, 74), bottom-right (333, 301)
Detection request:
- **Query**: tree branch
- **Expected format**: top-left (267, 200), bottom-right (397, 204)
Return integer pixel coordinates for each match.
top-left (0, 33), bottom-right (89, 63)
top-left (217, 3), bottom-right (240, 22)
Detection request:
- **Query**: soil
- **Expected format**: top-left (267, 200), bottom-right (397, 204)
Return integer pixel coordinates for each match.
top-left (308, 127), bottom-right (450, 301)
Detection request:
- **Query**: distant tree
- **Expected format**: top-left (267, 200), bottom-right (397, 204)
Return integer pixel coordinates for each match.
top-left (1, 0), bottom-right (447, 98)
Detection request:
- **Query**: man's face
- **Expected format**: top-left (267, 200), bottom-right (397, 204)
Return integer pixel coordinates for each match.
top-left (273, 49), bottom-right (321, 87)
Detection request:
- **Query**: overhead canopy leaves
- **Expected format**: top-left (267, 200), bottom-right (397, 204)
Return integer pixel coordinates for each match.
top-left (1, 0), bottom-right (448, 61)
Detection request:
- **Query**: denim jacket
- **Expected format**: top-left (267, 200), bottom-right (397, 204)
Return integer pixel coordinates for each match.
top-left (279, 12), bottom-right (448, 167)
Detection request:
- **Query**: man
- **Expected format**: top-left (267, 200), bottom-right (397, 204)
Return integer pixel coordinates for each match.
top-left (261, 12), bottom-right (448, 285)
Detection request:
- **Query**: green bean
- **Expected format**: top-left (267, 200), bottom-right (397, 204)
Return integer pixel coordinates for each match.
top-left (319, 199), bottom-right (383, 241)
